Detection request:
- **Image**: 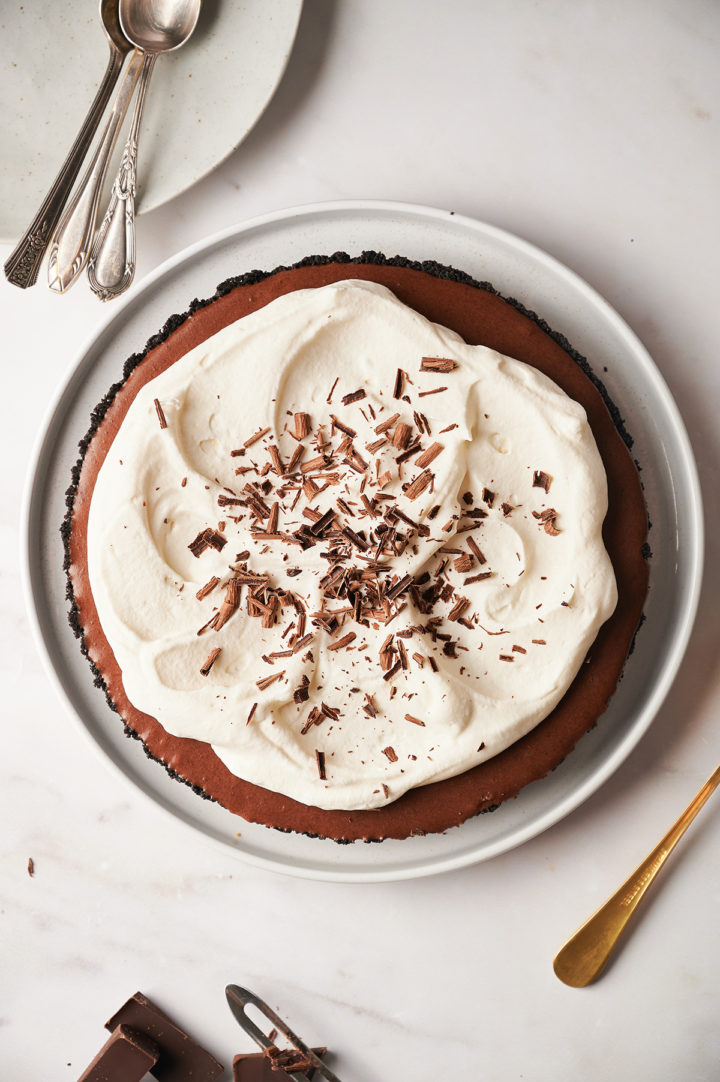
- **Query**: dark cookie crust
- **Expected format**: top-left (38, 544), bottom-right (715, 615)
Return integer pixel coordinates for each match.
top-left (63, 252), bottom-right (649, 842)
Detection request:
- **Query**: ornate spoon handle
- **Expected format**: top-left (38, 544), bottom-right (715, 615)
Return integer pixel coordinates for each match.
top-left (3, 45), bottom-right (126, 289)
top-left (88, 52), bottom-right (156, 301)
top-left (47, 50), bottom-right (144, 294)
top-left (554, 762), bottom-right (720, 987)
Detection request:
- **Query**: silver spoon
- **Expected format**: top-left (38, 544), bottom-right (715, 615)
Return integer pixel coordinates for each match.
top-left (87, 0), bottom-right (201, 301)
top-left (4, 0), bottom-right (132, 289)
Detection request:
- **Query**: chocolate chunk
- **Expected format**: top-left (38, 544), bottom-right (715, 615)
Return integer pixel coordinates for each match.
top-left (78, 1024), bottom-right (159, 1082)
top-left (104, 993), bottom-right (222, 1082)
top-left (232, 1047), bottom-right (327, 1081)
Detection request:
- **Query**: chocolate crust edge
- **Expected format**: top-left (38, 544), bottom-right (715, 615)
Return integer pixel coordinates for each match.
top-left (60, 250), bottom-right (650, 844)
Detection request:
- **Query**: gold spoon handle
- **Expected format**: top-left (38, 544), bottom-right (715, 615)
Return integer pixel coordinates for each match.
top-left (554, 763), bottom-right (720, 987)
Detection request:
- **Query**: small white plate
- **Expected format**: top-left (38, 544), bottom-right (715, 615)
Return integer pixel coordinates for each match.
top-left (0, 0), bottom-right (302, 243)
top-left (23, 201), bottom-right (703, 882)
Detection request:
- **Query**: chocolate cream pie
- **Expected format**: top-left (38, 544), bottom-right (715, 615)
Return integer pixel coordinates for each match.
top-left (64, 254), bottom-right (649, 842)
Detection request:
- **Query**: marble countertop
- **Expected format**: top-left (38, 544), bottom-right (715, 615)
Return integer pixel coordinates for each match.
top-left (2, 2), bottom-right (718, 1078)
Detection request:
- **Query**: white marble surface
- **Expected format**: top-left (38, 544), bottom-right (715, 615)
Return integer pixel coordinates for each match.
top-left (2, 1), bottom-right (719, 1078)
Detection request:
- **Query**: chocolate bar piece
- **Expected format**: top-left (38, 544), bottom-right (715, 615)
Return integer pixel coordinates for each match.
top-left (233, 1047), bottom-right (328, 1080)
top-left (77, 1024), bottom-right (159, 1081)
top-left (105, 992), bottom-right (223, 1082)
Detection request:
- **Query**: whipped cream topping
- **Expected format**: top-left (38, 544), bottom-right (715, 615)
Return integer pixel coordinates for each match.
top-left (87, 281), bottom-right (617, 811)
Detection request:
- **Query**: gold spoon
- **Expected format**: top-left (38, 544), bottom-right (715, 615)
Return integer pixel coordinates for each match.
top-left (554, 763), bottom-right (720, 987)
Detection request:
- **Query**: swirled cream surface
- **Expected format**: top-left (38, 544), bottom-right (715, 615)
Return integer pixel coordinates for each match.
top-left (87, 281), bottom-right (617, 810)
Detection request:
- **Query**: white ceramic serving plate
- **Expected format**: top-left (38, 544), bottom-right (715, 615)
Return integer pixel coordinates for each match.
top-left (0, 0), bottom-right (302, 242)
top-left (23, 201), bottom-right (703, 882)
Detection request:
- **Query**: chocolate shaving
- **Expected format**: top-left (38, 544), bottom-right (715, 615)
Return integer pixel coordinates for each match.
top-left (533, 469), bottom-right (552, 492)
top-left (393, 369), bottom-right (404, 399)
top-left (233, 571), bottom-right (270, 585)
top-left (302, 476), bottom-right (321, 501)
top-left (414, 442), bottom-right (443, 468)
top-left (294, 412), bottom-right (311, 439)
top-left (404, 713), bottom-right (425, 727)
top-left (395, 440), bottom-right (423, 464)
top-left (188, 527), bottom-right (227, 556)
top-left (293, 632), bottom-right (315, 653)
top-left (375, 412), bottom-right (400, 434)
top-left (447, 597), bottom-right (470, 621)
top-left (482, 488), bottom-right (496, 507)
top-left (200, 647), bottom-right (221, 676)
top-left (382, 659), bottom-right (402, 682)
top-left (309, 508), bottom-right (336, 536)
top-left (386, 573), bottom-right (413, 600)
top-left (420, 357), bottom-right (459, 372)
top-left (315, 749), bottom-right (327, 779)
top-left (330, 414), bottom-right (357, 438)
top-left (342, 388), bottom-right (367, 405)
top-left (418, 386), bottom-right (447, 397)
top-left (467, 536), bottom-right (486, 564)
top-left (266, 445), bottom-right (283, 476)
top-left (196, 576), bottom-right (220, 600)
top-left (464, 572), bottom-right (493, 584)
top-left (266, 1047), bottom-right (315, 1073)
top-left (382, 745), bottom-right (398, 762)
top-left (341, 525), bottom-right (369, 551)
top-left (327, 631), bottom-right (356, 650)
top-left (392, 422), bottom-right (413, 449)
top-left (153, 398), bottom-right (168, 429)
top-left (256, 670), bottom-right (285, 691)
top-left (301, 455), bottom-right (329, 474)
top-left (284, 445), bottom-right (305, 474)
top-left (326, 377), bottom-right (339, 404)
top-left (499, 654), bottom-right (515, 662)
top-left (344, 448), bottom-right (369, 473)
top-left (404, 469), bottom-right (433, 500)
top-left (211, 579), bottom-right (242, 632)
top-left (244, 426), bottom-right (270, 447)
